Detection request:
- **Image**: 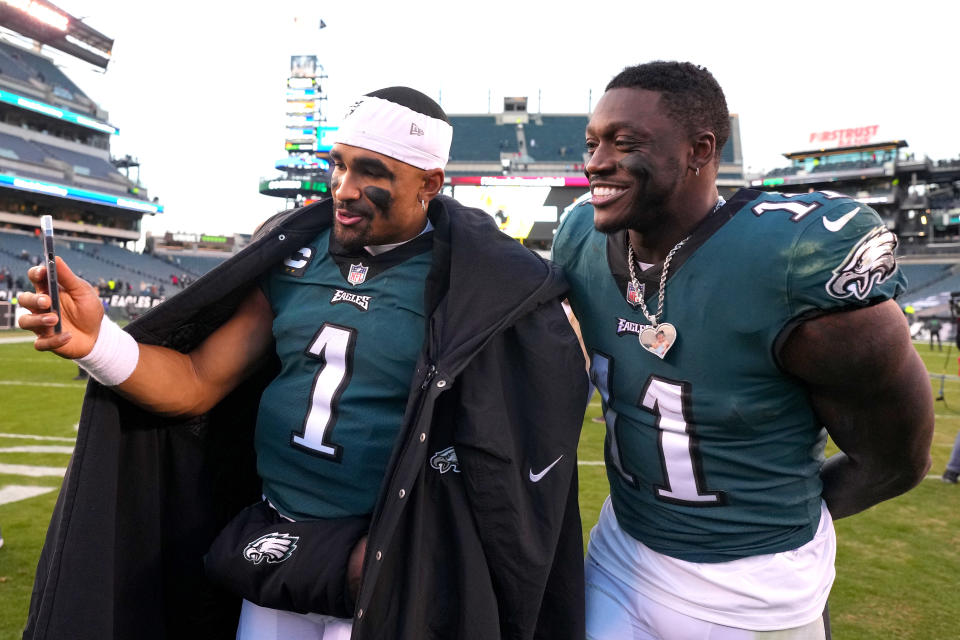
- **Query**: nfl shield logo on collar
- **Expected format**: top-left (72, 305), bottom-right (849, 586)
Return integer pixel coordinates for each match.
top-left (348, 263), bottom-right (368, 286)
top-left (626, 281), bottom-right (644, 307)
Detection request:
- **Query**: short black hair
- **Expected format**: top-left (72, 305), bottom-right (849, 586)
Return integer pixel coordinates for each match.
top-left (606, 61), bottom-right (729, 159)
top-left (365, 86), bottom-right (449, 124)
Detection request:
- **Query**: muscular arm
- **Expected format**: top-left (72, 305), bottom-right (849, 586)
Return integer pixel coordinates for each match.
top-left (780, 299), bottom-right (934, 519)
top-left (19, 257), bottom-right (275, 418)
top-left (116, 287), bottom-right (275, 417)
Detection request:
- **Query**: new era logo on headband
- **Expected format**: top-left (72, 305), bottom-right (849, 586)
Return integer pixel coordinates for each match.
top-left (344, 100), bottom-right (363, 117)
top-left (410, 123), bottom-right (424, 136)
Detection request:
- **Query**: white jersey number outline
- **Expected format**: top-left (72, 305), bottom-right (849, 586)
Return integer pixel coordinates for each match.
top-left (591, 353), bottom-right (725, 506)
top-left (641, 376), bottom-right (725, 506)
top-left (291, 323), bottom-right (356, 461)
top-left (751, 190), bottom-right (847, 222)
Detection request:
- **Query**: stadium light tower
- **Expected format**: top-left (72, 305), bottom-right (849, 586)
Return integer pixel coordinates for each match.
top-left (258, 15), bottom-right (332, 208)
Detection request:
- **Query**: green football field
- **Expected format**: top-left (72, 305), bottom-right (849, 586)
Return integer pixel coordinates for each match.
top-left (0, 332), bottom-right (958, 639)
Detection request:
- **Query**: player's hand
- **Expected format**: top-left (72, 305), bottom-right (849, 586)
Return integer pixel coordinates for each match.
top-left (17, 256), bottom-right (104, 358)
top-left (346, 535), bottom-right (367, 603)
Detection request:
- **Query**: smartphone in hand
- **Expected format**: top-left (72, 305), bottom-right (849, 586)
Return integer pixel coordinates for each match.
top-left (39, 215), bottom-right (61, 333)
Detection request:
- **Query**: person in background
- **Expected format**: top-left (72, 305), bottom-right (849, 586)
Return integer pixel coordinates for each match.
top-left (928, 316), bottom-right (942, 350)
top-left (942, 433), bottom-right (960, 484)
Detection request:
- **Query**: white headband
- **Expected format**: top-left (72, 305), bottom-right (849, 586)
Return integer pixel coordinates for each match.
top-left (333, 95), bottom-right (452, 170)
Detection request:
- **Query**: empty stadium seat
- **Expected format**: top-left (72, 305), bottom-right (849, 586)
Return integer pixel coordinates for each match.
top-left (33, 141), bottom-right (125, 185)
top-left (449, 116), bottom-right (517, 161)
top-left (0, 41), bottom-right (92, 107)
top-left (0, 131), bottom-right (48, 165)
top-left (522, 116), bottom-right (588, 161)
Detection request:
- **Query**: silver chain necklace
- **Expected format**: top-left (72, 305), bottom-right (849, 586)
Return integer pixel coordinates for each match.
top-left (628, 238), bottom-right (686, 328)
top-left (627, 197), bottom-right (725, 359)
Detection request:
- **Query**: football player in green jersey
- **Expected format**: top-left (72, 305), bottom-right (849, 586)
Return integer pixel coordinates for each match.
top-left (552, 61), bottom-right (934, 639)
top-left (19, 88), bottom-right (587, 640)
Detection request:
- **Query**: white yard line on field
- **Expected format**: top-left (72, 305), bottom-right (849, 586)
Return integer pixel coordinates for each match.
top-left (0, 484), bottom-right (56, 505)
top-left (0, 380), bottom-right (86, 388)
top-left (0, 433), bottom-right (75, 442)
top-left (0, 463), bottom-right (66, 477)
top-left (0, 445), bottom-right (74, 454)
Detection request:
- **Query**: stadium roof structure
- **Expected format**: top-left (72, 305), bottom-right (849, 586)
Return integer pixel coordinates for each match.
top-left (0, 0), bottom-right (112, 69)
top-left (783, 139), bottom-right (907, 160)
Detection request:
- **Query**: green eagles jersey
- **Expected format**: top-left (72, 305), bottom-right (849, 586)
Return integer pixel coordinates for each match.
top-left (256, 228), bottom-right (432, 520)
top-left (553, 188), bottom-right (905, 562)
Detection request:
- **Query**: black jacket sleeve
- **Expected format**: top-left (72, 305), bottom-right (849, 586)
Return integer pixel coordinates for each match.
top-left (455, 300), bottom-right (588, 638)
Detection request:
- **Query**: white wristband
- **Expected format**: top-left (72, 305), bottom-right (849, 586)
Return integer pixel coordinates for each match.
top-left (75, 315), bottom-right (140, 386)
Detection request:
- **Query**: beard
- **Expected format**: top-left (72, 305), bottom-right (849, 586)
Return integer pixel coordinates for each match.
top-left (332, 198), bottom-right (376, 253)
top-left (333, 221), bottom-right (371, 253)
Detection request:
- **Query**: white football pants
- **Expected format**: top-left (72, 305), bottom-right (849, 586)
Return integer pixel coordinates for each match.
top-left (236, 599), bottom-right (353, 640)
top-left (585, 562), bottom-right (827, 640)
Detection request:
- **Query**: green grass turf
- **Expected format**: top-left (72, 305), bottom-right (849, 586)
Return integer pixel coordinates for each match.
top-left (0, 335), bottom-right (957, 638)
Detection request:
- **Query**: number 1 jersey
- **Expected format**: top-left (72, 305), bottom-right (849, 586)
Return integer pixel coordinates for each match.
top-left (552, 189), bottom-right (906, 562)
top-left (256, 228), bottom-right (432, 520)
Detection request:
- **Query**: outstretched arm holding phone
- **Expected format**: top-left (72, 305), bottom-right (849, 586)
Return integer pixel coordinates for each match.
top-left (17, 256), bottom-right (275, 417)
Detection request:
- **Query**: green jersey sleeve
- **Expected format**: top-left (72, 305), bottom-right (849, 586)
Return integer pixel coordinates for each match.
top-left (786, 196), bottom-right (905, 320)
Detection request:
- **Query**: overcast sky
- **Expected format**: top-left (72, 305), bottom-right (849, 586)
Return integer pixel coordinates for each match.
top-left (37, 0), bottom-right (960, 237)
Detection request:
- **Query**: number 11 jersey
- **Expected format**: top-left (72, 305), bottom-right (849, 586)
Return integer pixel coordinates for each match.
top-left (552, 189), bottom-right (905, 562)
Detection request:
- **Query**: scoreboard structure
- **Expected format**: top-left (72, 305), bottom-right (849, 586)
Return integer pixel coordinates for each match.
top-left (259, 54), bottom-right (333, 207)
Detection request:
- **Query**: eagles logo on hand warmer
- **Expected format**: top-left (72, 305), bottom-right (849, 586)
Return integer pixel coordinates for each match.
top-left (243, 532), bottom-right (299, 565)
top-left (826, 226), bottom-right (898, 300)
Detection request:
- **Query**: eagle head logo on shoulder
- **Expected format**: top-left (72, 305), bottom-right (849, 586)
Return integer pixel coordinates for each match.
top-left (243, 532), bottom-right (299, 565)
top-left (826, 226), bottom-right (898, 300)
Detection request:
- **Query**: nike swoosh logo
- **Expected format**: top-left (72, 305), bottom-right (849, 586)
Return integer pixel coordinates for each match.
top-left (529, 455), bottom-right (564, 482)
top-left (822, 206), bottom-right (861, 232)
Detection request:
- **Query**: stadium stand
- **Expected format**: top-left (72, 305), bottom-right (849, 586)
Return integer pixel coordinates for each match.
top-left (899, 263), bottom-right (956, 297)
top-left (161, 254), bottom-right (228, 275)
top-left (0, 228), bottom-right (229, 297)
top-left (0, 20), bottom-right (173, 312)
top-left (0, 130), bottom-right (48, 164)
top-left (0, 40), bottom-right (92, 106)
top-left (448, 115), bottom-right (518, 161)
top-left (0, 42), bottom-right (38, 86)
top-left (720, 136), bottom-right (735, 164)
top-left (0, 229), bottom-right (41, 275)
top-left (77, 242), bottom-right (165, 281)
top-left (899, 264), bottom-right (960, 305)
top-left (523, 116), bottom-right (589, 161)
top-left (32, 141), bottom-right (129, 192)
